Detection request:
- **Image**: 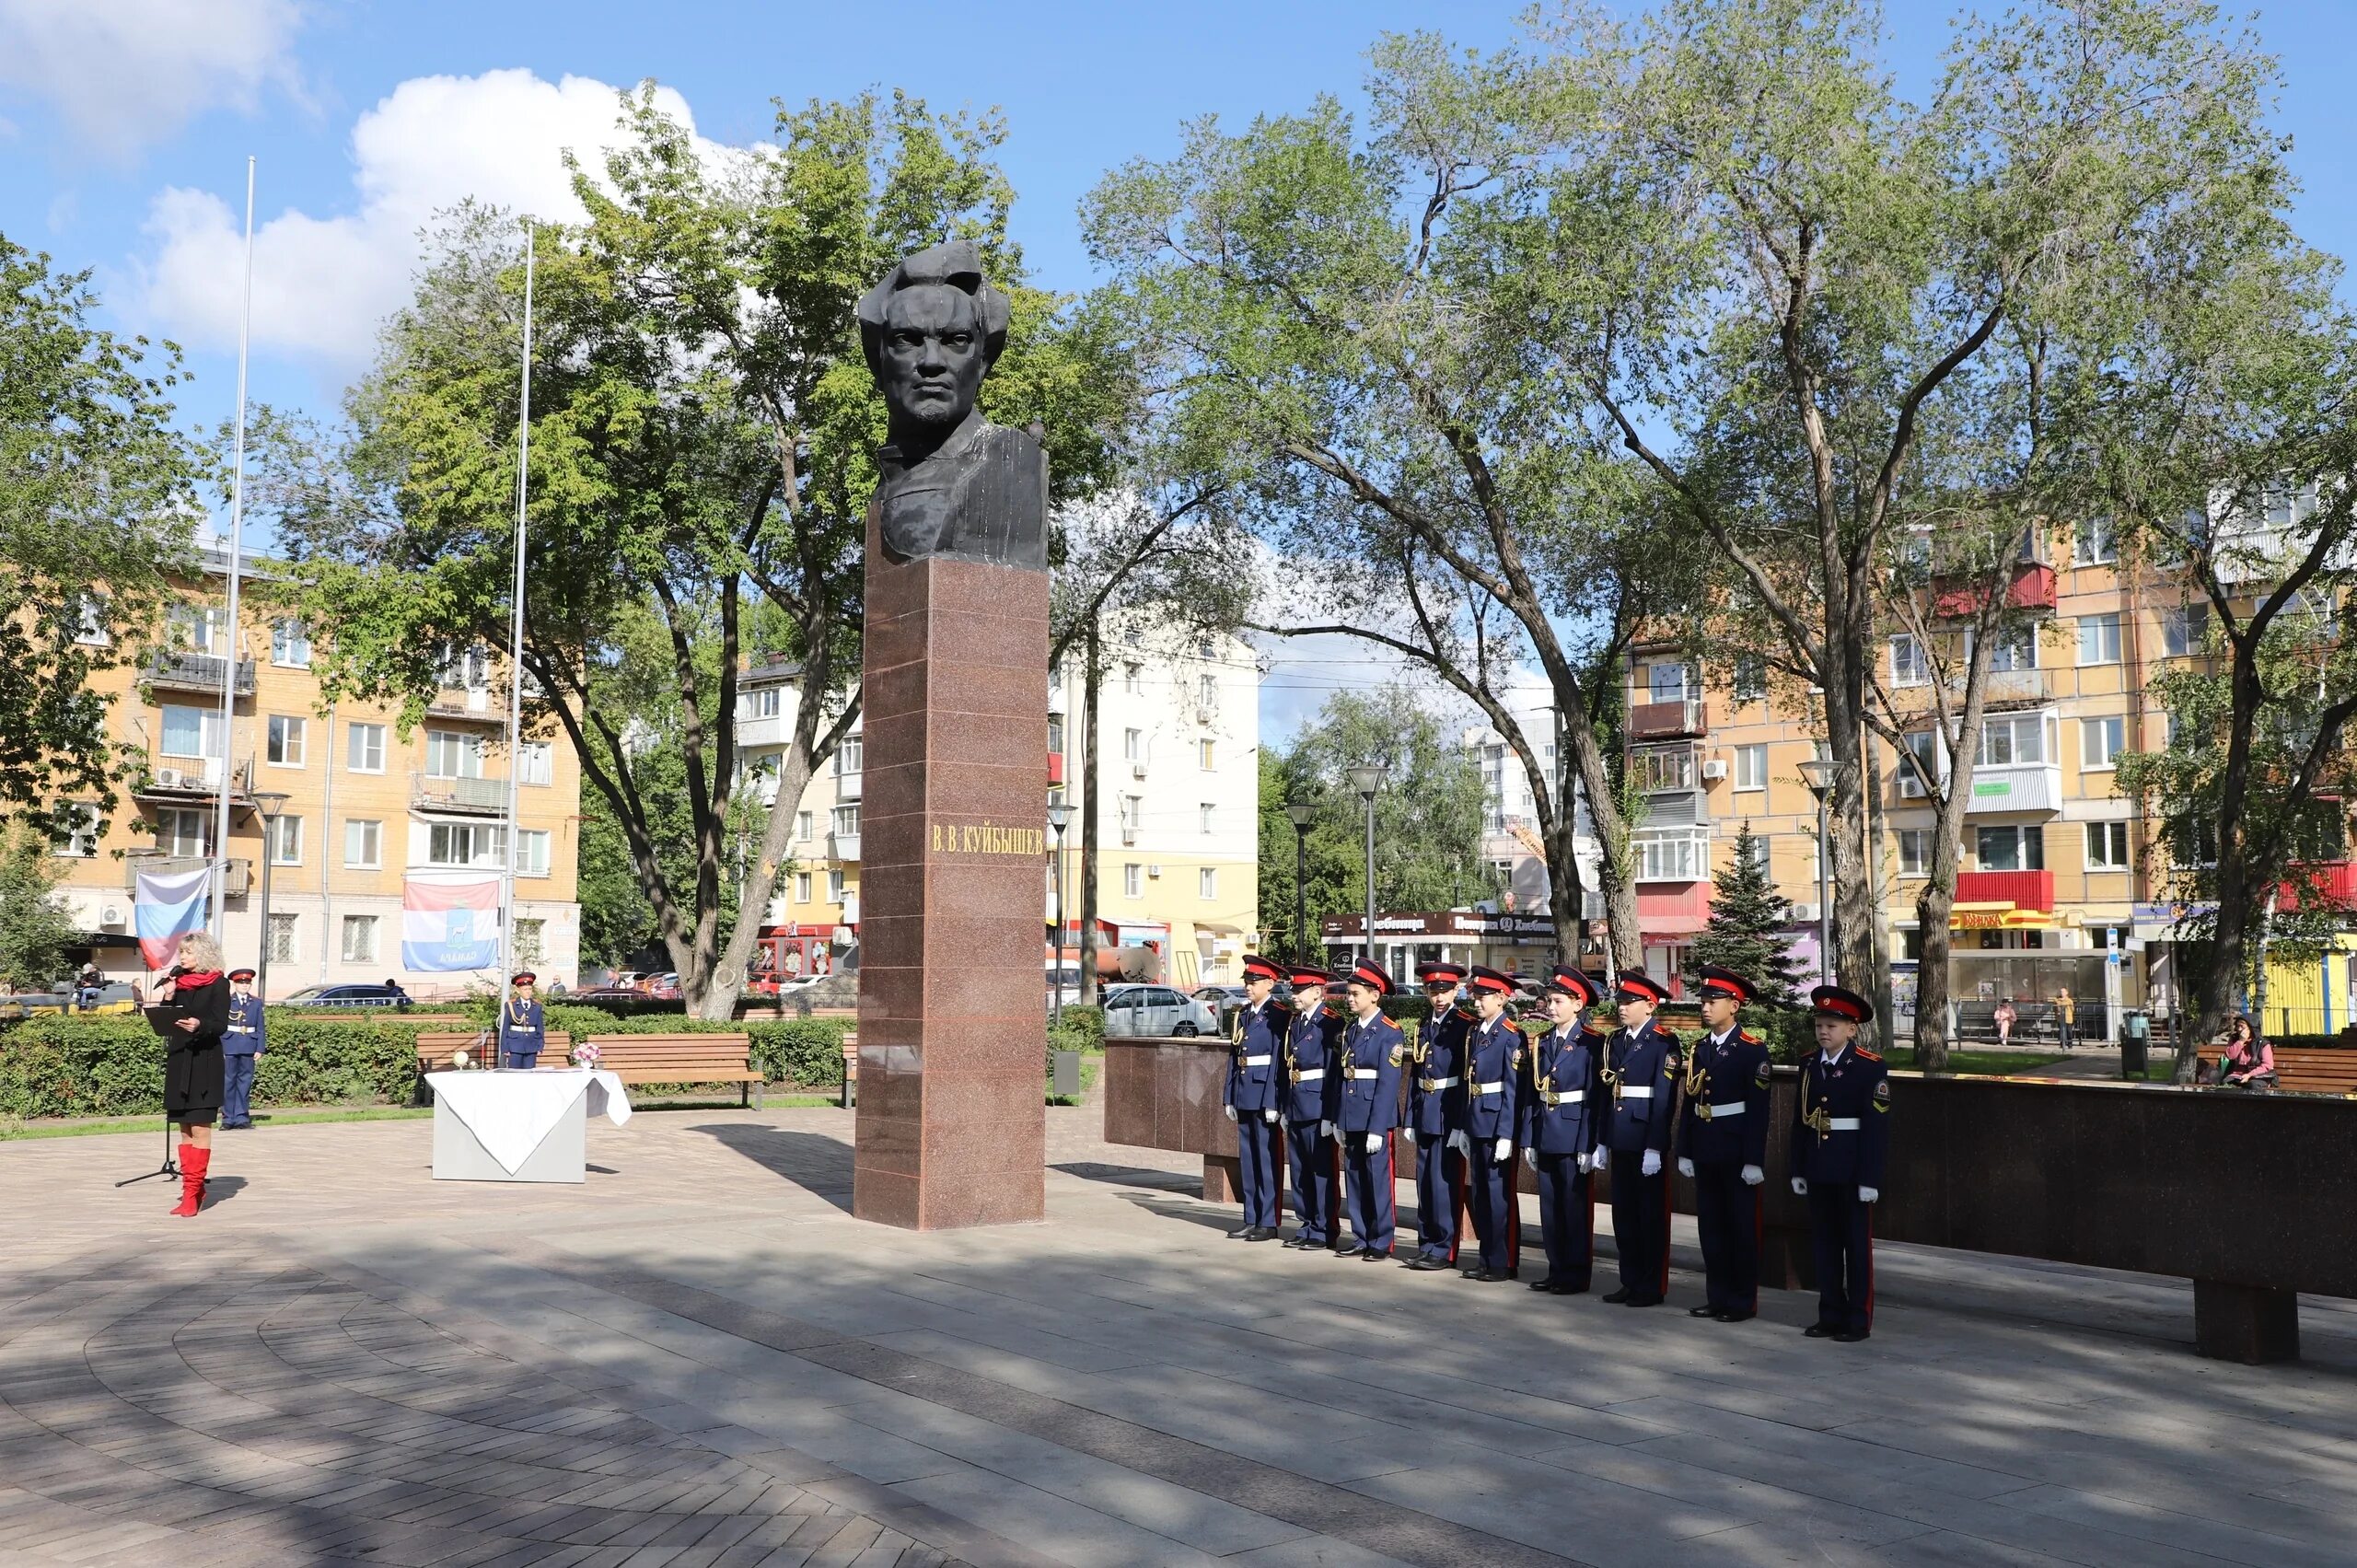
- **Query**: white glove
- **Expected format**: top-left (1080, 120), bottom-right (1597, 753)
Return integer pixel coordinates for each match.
top-left (1262, 1108), bottom-right (1277, 1124)
top-left (1447, 1130), bottom-right (1471, 1157)
top-left (1590, 1145), bottom-right (1607, 1170)
top-left (1401, 1126), bottom-right (1416, 1146)
top-left (1320, 1121), bottom-right (1336, 1140)
top-left (1574, 1150), bottom-right (1593, 1173)
top-left (1740, 1165), bottom-right (1763, 1186)
top-left (1522, 1147), bottom-right (1537, 1170)
top-left (1493, 1137), bottom-right (1512, 1165)
top-left (1224, 1105), bottom-right (1237, 1122)
top-left (1792, 1177), bottom-right (1809, 1195)
top-left (1365, 1132), bottom-right (1382, 1154)
top-left (1641, 1149), bottom-right (1662, 1178)
top-left (1677, 1156), bottom-right (1695, 1179)
top-left (1859, 1186), bottom-right (1879, 1203)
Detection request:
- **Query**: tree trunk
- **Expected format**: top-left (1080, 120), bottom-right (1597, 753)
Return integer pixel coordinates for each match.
top-left (2178, 641), bottom-right (2267, 1078)
top-left (1078, 625), bottom-right (1102, 1007)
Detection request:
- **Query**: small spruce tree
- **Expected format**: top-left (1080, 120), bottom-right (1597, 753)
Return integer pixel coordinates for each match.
top-left (1687, 823), bottom-right (1807, 1013)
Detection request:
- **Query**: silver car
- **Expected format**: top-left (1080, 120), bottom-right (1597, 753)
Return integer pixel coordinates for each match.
top-left (1100, 983), bottom-right (1218, 1038)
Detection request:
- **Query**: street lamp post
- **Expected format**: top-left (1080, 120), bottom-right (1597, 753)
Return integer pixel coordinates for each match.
top-left (1797, 758), bottom-right (1835, 986)
top-left (1283, 801), bottom-right (1315, 965)
top-left (1346, 764), bottom-right (1388, 973)
top-left (1047, 800), bottom-right (1071, 1027)
top-left (250, 790), bottom-right (291, 1000)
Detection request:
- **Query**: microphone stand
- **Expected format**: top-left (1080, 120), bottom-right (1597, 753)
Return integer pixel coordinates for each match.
top-left (117, 980), bottom-right (181, 1186)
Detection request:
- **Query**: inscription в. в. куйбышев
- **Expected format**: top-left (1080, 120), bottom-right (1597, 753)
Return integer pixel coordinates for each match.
top-left (929, 821), bottom-right (1046, 857)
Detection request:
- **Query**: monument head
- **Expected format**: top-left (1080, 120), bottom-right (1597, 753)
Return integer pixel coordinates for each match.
top-left (859, 240), bottom-right (1011, 447)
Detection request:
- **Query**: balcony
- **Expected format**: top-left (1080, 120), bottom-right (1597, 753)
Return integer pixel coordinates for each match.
top-left (411, 772), bottom-right (508, 815)
top-left (2278, 862), bottom-right (2357, 912)
top-left (1630, 743), bottom-right (1699, 794)
top-left (426, 685), bottom-right (496, 719)
top-left (135, 757), bottom-right (253, 800)
top-left (835, 770), bottom-right (863, 801)
top-left (1947, 668), bottom-right (2049, 705)
top-left (1956, 869), bottom-right (2054, 912)
top-left (1048, 750), bottom-right (1066, 785)
top-left (1960, 763), bottom-right (2062, 815)
top-left (123, 856), bottom-right (250, 899)
top-left (144, 650), bottom-right (255, 696)
top-left (1628, 697), bottom-right (1705, 739)
top-left (1933, 563), bottom-right (2059, 618)
top-left (829, 830), bottom-right (861, 863)
top-left (1631, 825), bottom-right (1711, 883)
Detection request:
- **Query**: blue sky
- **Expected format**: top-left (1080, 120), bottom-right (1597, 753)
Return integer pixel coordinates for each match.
top-left (6, 0), bottom-right (2356, 738)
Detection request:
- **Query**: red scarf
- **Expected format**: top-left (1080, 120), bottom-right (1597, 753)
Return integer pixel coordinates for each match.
top-left (174, 970), bottom-right (222, 989)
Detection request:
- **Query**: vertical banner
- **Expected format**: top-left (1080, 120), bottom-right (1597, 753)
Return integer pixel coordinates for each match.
top-left (134, 865), bottom-right (213, 970)
top-left (401, 877), bottom-right (501, 972)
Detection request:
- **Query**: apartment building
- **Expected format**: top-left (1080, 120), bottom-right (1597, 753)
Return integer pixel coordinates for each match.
top-left (1464, 707), bottom-right (1605, 926)
top-left (50, 552), bottom-right (584, 994)
top-left (736, 660), bottom-right (863, 978)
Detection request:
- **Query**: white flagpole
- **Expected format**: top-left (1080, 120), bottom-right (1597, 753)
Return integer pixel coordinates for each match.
top-left (497, 225), bottom-right (536, 996)
top-left (210, 156), bottom-right (256, 940)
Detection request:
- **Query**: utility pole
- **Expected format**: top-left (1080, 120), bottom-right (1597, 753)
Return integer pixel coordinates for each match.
top-left (1077, 624), bottom-right (1103, 1006)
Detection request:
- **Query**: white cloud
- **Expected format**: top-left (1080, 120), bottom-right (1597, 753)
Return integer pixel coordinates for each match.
top-left (0, 0), bottom-right (308, 161)
top-left (133, 69), bottom-right (721, 373)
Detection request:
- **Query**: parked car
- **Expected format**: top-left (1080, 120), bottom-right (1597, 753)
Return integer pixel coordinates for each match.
top-left (1190, 983), bottom-right (1251, 1034)
top-left (1044, 962), bottom-right (1086, 1012)
top-left (1100, 983), bottom-right (1218, 1038)
top-left (281, 983), bottom-right (413, 1010)
top-left (644, 972), bottom-right (682, 1000)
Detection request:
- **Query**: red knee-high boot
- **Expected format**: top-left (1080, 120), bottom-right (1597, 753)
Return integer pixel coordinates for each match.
top-left (170, 1144), bottom-right (210, 1216)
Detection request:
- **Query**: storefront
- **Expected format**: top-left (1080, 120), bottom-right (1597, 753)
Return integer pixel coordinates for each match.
top-left (1320, 911), bottom-right (1564, 980)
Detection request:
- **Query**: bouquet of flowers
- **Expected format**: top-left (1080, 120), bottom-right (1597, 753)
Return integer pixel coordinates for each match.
top-left (572, 1041), bottom-right (602, 1069)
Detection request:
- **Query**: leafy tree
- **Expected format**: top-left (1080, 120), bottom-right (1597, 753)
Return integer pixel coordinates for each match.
top-left (0, 235), bottom-right (202, 834)
top-left (1685, 823), bottom-right (1805, 1009)
top-left (0, 828), bottom-right (80, 988)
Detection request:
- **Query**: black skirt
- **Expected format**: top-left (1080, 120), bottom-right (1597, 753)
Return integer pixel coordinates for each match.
top-left (165, 1040), bottom-right (225, 1123)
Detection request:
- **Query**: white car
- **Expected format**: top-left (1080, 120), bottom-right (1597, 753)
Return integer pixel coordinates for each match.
top-left (1100, 983), bottom-right (1218, 1038)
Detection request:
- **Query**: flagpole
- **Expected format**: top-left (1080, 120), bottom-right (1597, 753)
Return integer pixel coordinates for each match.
top-left (497, 224), bottom-right (535, 997)
top-left (210, 156), bottom-right (256, 940)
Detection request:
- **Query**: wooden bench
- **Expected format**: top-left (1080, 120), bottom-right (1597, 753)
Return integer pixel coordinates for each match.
top-left (841, 1032), bottom-right (859, 1109)
top-left (586, 1032), bottom-right (763, 1108)
top-left (2197, 1046), bottom-right (2357, 1096)
top-left (415, 1030), bottom-right (574, 1072)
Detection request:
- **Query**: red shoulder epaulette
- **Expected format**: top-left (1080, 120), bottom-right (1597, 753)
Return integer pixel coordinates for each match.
top-left (1739, 1028), bottom-right (1762, 1045)
top-left (1856, 1048), bottom-right (1884, 1063)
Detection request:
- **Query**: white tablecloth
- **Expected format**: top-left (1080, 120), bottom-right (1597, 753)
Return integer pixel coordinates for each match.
top-left (425, 1069), bottom-right (633, 1175)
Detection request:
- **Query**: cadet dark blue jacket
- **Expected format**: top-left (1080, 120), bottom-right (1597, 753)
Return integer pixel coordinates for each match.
top-left (1676, 1026), bottom-right (1771, 1167)
top-left (1461, 1015), bottom-right (1524, 1143)
top-left (1521, 1024), bottom-right (1603, 1156)
top-left (1333, 1011), bottom-right (1405, 1135)
top-left (1791, 1046), bottom-right (1891, 1188)
top-left (1225, 999), bottom-right (1289, 1115)
top-left (1407, 1005), bottom-right (1472, 1137)
top-left (1283, 1005), bottom-right (1343, 1123)
top-left (224, 993), bottom-right (266, 1057)
top-left (499, 996), bottom-right (547, 1054)
top-left (1599, 1016), bottom-right (1679, 1154)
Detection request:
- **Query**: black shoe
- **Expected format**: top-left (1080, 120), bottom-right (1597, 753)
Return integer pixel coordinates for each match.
top-left (1227, 1225), bottom-right (1256, 1239)
top-left (1803, 1322), bottom-right (1839, 1338)
top-left (1688, 1306), bottom-right (1720, 1318)
top-left (1624, 1295), bottom-right (1662, 1308)
top-left (1716, 1309), bottom-right (1756, 1323)
top-left (1330, 1241), bottom-right (1358, 1255)
top-left (1833, 1327), bottom-right (1872, 1342)
top-left (1550, 1282), bottom-right (1589, 1295)
top-left (1472, 1268), bottom-right (1515, 1283)
top-left (1245, 1227), bottom-right (1279, 1241)
top-left (1528, 1276), bottom-right (1561, 1292)
top-left (1601, 1288), bottom-right (1633, 1305)
top-left (1290, 1236), bottom-right (1322, 1250)
top-left (1406, 1256), bottom-right (1450, 1272)
top-left (1360, 1248), bottom-right (1390, 1261)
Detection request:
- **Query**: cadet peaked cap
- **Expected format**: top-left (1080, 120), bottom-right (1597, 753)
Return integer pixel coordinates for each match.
top-left (512, 970), bottom-right (538, 986)
top-left (1466, 966), bottom-right (1518, 997)
top-left (1288, 965), bottom-right (1332, 988)
top-left (1544, 966), bottom-right (1599, 1007)
top-left (1696, 965), bottom-right (1757, 1005)
top-left (1241, 954), bottom-right (1283, 981)
top-left (227, 967), bottom-right (256, 982)
top-left (1347, 960), bottom-right (1395, 997)
top-left (1811, 983), bottom-right (1874, 1023)
top-left (1616, 970), bottom-right (1669, 1005)
top-left (1416, 960), bottom-right (1468, 986)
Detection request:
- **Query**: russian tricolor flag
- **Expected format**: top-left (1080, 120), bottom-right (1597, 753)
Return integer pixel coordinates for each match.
top-left (134, 865), bottom-right (212, 970)
top-left (402, 876), bottom-right (502, 972)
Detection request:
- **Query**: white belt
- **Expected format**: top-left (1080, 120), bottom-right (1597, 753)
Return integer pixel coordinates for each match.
top-left (1701, 1102), bottom-right (1745, 1119)
top-left (1829, 1117), bottom-right (1860, 1132)
top-left (505, 1025), bottom-right (536, 1033)
top-left (1239, 1054), bottom-right (1271, 1066)
top-left (1419, 1075), bottom-right (1460, 1091)
top-left (1545, 1088), bottom-right (1585, 1104)
top-left (229, 1026), bottom-right (255, 1035)
top-left (1295, 1069), bottom-right (1324, 1082)
top-left (1619, 1085), bottom-right (1655, 1099)
top-left (1474, 1080), bottom-right (1505, 1095)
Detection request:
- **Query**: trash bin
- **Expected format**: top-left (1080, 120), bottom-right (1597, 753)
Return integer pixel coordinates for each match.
top-left (2120, 1011), bottom-right (2150, 1079)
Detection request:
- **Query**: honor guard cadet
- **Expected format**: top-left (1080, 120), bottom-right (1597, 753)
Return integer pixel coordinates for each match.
top-left (1458, 967), bottom-right (1525, 1282)
top-left (1281, 967), bottom-right (1344, 1250)
top-left (1521, 966), bottom-right (1604, 1295)
top-left (1792, 984), bottom-right (1890, 1342)
top-left (222, 968), bottom-right (265, 1130)
top-left (1333, 961), bottom-right (1406, 1260)
top-left (1402, 961), bottom-right (1473, 1271)
top-left (501, 972), bottom-right (548, 1068)
top-left (1676, 965), bottom-right (1773, 1322)
top-left (1223, 956), bottom-right (1289, 1241)
top-left (1595, 970), bottom-right (1679, 1307)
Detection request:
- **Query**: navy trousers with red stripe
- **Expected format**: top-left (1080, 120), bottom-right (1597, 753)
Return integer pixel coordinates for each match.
top-left (1533, 1153), bottom-right (1593, 1289)
top-left (1412, 1136), bottom-right (1464, 1261)
top-left (1466, 1146), bottom-right (1519, 1272)
top-left (1692, 1159), bottom-right (1760, 1314)
top-left (1808, 1183), bottom-right (1875, 1331)
top-left (1608, 1152), bottom-right (1669, 1299)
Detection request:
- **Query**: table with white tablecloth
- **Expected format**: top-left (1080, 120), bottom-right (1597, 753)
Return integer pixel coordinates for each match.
top-left (425, 1069), bottom-right (633, 1182)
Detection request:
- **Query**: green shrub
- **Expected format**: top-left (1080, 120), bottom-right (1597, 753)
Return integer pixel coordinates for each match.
top-left (0, 1012), bottom-right (424, 1119)
top-left (1052, 1005), bottom-right (1105, 1049)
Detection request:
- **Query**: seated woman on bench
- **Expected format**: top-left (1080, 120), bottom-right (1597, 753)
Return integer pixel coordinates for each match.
top-left (2215, 1016), bottom-right (2277, 1089)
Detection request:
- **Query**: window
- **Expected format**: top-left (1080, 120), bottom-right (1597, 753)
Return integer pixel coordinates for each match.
top-left (428, 823), bottom-right (503, 867)
top-left (1200, 803), bottom-right (1215, 835)
top-left (167, 603), bottom-right (220, 652)
top-left (2077, 613), bottom-right (2121, 666)
top-left (1984, 624), bottom-right (2038, 672)
top-left (831, 804), bottom-right (862, 837)
top-left (827, 869), bottom-right (847, 902)
top-left (267, 913), bottom-right (296, 963)
top-left (1198, 738), bottom-right (1215, 770)
top-left (1124, 727), bottom-right (1143, 762)
top-left (266, 714), bottom-right (306, 767)
top-left (795, 810), bottom-right (814, 842)
top-left (1976, 824), bottom-right (2045, 872)
top-left (270, 618), bottom-right (310, 667)
top-left (425, 729), bottom-right (482, 779)
top-left (155, 807), bottom-right (209, 857)
top-left (836, 737), bottom-right (864, 774)
top-left (1900, 731), bottom-right (1941, 796)
top-left (269, 815), bottom-right (303, 865)
top-left (2081, 716), bottom-right (2124, 770)
top-left (2085, 822), bottom-right (2131, 870)
top-left (2073, 517), bottom-right (2118, 565)
top-left (518, 741), bottom-right (552, 786)
top-left (340, 915), bottom-right (378, 964)
top-left (1737, 834), bottom-right (1771, 876)
top-left (1196, 674), bottom-right (1217, 708)
top-left (343, 819), bottom-right (382, 868)
top-left (516, 830), bottom-right (551, 877)
top-left (1732, 654), bottom-right (1767, 703)
top-left (1734, 744), bottom-right (1768, 791)
top-left (1119, 796), bottom-right (1141, 834)
top-left (2170, 816), bottom-right (2219, 867)
top-left (52, 804), bottom-right (99, 857)
top-left (346, 722), bottom-right (386, 773)
top-left (1632, 828), bottom-right (1708, 882)
top-left (795, 871), bottom-right (812, 902)
top-left (739, 687), bottom-right (782, 720)
top-left (1123, 863), bottom-right (1143, 897)
top-left (1890, 634), bottom-right (1929, 687)
top-left (1199, 866), bottom-right (1218, 900)
top-left (2163, 604), bottom-right (2210, 656)
top-left (160, 703), bottom-right (221, 760)
top-left (1647, 661), bottom-right (1692, 703)
top-left (1978, 714), bottom-right (2049, 767)
top-left (439, 643), bottom-right (490, 691)
top-left (1047, 714), bottom-right (1065, 757)
top-left (71, 593), bottom-right (110, 646)
top-left (515, 918), bottom-right (544, 966)
top-left (1898, 829), bottom-right (1932, 877)
top-left (1122, 663), bottom-right (1143, 695)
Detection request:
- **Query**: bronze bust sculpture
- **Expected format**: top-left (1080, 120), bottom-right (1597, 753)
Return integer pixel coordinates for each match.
top-left (858, 240), bottom-right (1047, 571)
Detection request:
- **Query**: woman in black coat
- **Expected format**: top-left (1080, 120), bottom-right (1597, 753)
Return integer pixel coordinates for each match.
top-left (159, 931), bottom-right (231, 1216)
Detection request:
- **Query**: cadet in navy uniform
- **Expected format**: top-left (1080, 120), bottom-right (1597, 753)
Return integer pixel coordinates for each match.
top-left (1223, 955), bottom-right (1289, 1241)
top-left (1281, 967), bottom-right (1344, 1249)
top-left (1458, 967), bottom-right (1524, 1283)
top-left (501, 971), bottom-right (548, 1068)
top-left (1333, 961), bottom-right (1406, 1260)
top-left (1402, 961), bottom-right (1473, 1271)
top-left (1791, 984), bottom-right (1890, 1342)
top-left (1595, 970), bottom-right (1679, 1307)
top-left (1521, 966), bottom-right (1604, 1295)
top-left (221, 967), bottom-right (265, 1130)
top-left (1676, 965), bottom-right (1773, 1321)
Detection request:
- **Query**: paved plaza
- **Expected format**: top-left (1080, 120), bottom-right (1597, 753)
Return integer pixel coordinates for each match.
top-left (1, 1105), bottom-right (2353, 1568)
